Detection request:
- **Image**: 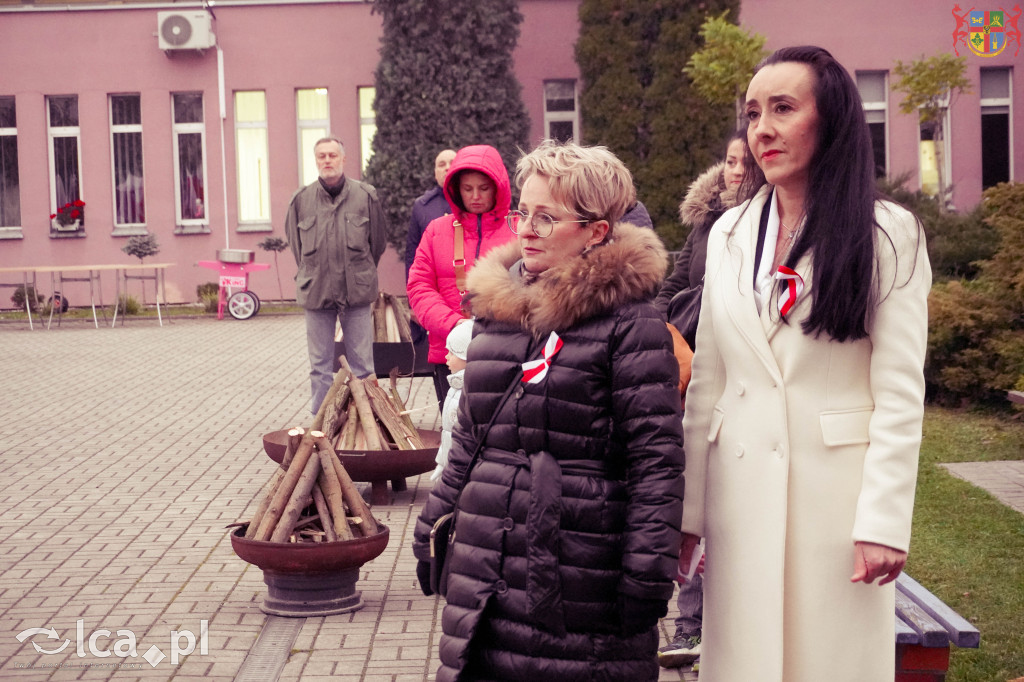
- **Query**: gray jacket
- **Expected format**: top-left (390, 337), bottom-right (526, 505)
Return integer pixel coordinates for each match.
top-left (284, 178), bottom-right (387, 309)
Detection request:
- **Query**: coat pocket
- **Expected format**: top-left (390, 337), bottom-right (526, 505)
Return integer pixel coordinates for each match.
top-left (706, 407), bottom-right (725, 443)
top-left (344, 214), bottom-right (369, 252)
top-left (819, 407), bottom-right (873, 447)
top-left (298, 217), bottom-right (318, 256)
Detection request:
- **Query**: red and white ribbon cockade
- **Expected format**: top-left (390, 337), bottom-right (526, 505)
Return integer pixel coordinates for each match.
top-left (774, 265), bottom-right (804, 317)
top-left (522, 331), bottom-right (563, 384)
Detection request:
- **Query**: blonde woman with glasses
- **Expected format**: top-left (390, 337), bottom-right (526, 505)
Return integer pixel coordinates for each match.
top-left (413, 140), bottom-right (685, 681)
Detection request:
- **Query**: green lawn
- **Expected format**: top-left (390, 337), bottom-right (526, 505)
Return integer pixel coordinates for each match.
top-left (908, 406), bottom-right (1024, 682)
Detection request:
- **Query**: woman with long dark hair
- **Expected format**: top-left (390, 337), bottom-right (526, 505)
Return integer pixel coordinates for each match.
top-left (680, 46), bottom-right (930, 681)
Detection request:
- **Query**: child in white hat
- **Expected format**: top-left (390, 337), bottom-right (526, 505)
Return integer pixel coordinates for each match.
top-left (431, 319), bottom-right (473, 481)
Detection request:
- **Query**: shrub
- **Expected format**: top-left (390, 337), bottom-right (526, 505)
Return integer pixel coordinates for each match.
top-left (117, 294), bottom-right (141, 316)
top-left (925, 182), bottom-right (1024, 406)
top-left (200, 293), bottom-right (219, 313)
top-left (197, 282), bottom-right (220, 313)
top-left (10, 285), bottom-right (44, 313)
top-left (196, 282), bottom-right (219, 300)
top-left (121, 233), bottom-right (160, 263)
top-left (878, 176), bottom-right (997, 281)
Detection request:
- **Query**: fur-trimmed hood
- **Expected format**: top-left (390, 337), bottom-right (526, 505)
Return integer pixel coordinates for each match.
top-left (678, 161), bottom-right (739, 228)
top-left (464, 222), bottom-right (668, 338)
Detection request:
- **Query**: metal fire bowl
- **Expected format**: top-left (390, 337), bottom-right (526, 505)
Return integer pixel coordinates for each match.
top-left (262, 429), bottom-right (439, 481)
top-left (217, 248), bottom-right (255, 263)
top-left (230, 524), bottom-right (389, 574)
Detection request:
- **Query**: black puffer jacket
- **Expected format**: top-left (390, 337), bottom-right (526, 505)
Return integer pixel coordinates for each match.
top-left (413, 224), bottom-right (685, 681)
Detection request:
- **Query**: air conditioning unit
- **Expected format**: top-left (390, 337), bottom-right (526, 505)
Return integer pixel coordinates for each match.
top-left (157, 11), bottom-right (216, 51)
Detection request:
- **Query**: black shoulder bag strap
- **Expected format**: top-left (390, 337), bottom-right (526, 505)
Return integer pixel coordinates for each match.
top-left (450, 367), bottom-right (523, 498)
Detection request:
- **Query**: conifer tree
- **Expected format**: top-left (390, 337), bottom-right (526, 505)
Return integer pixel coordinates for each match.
top-left (364, 0), bottom-right (531, 255)
top-left (576, 0), bottom-right (739, 248)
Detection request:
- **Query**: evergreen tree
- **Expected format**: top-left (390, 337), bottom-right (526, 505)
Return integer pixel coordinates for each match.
top-left (577, 0), bottom-right (739, 248)
top-left (365, 0), bottom-right (531, 255)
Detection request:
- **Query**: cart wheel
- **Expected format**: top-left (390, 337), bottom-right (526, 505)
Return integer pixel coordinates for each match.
top-left (227, 291), bottom-right (258, 320)
top-left (249, 291), bottom-right (261, 315)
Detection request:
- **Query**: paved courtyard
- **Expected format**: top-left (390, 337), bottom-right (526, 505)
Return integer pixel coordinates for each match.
top-left (0, 314), bottom-right (697, 681)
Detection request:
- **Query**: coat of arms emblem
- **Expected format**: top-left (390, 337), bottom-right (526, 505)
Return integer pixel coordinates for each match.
top-left (953, 5), bottom-right (1022, 57)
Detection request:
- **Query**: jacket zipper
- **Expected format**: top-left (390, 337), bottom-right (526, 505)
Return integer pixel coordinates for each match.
top-left (476, 214), bottom-right (483, 260)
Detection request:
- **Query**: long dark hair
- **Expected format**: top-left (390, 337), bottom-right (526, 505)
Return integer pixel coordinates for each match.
top-left (754, 45), bottom-right (878, 342)
top-left (730, 124), bottom-right (765, 205)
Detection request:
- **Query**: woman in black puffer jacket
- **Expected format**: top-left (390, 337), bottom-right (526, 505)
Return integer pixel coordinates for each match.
top-left (413, 140), bottom-right (685, 681)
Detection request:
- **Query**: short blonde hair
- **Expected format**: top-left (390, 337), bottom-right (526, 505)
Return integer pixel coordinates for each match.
top-left (515, 140), bottom-right (636, 227)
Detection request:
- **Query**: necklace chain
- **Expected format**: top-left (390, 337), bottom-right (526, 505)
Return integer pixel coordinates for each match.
top-left (780, 216), bottom-right (803, 243)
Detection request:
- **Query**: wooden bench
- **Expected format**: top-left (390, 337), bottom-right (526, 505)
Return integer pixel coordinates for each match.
top-left (895, 573), bottom-right (980, 682)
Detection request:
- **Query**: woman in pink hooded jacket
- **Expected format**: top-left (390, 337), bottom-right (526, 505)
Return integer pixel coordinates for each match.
top-left (408, 144), bottom-right (516, 407)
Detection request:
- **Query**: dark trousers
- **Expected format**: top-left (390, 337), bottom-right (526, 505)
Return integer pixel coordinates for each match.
top-left (431, 363), bottom-right (451, 411)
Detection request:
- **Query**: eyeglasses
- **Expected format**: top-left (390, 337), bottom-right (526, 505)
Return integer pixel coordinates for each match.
top-left (505, 210), bottom-right (590, 238)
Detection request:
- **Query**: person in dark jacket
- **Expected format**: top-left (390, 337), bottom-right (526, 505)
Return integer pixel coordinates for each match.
top-left (655, 128), bottom-right (758, 318)
top-left (413, 140), bottom-right (685, 681)
top-left (406, 149), bottom-right (456, 345)
top-left (405, 149), bottom-right (457, 277)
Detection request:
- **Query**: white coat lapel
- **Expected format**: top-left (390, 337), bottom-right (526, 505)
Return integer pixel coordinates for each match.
top-left (719, 194), bottom-right (785, 385)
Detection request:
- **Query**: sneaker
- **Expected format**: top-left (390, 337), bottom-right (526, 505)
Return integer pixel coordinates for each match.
top-left (657, 632), bottom-right (701, 668)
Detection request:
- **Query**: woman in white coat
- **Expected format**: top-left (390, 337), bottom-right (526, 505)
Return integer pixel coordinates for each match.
top-left (680, 45), bottom-right (931, 681)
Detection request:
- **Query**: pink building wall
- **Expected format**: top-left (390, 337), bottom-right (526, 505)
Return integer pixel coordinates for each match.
top-left (0, 1), bottom-right (580, 308)
top-left (3, 1), bottom-right (1018, 312)
top-left (740, 0), bottom-right (1023, 210)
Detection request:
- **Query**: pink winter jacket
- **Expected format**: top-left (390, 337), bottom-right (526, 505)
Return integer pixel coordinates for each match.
top-left (407, 145), bottom-right (516, 364)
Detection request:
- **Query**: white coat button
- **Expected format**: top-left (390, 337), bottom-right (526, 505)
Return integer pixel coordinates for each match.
top-left (736, 382), bottom-right (746, 396)
top-left (774, 448), bottom-right (784, 459)
top-left (735, 446), bottom-right (744, 458)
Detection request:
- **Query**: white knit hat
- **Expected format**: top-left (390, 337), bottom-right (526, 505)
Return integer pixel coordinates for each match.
top-left (446, 319), bottom-right (474, 361)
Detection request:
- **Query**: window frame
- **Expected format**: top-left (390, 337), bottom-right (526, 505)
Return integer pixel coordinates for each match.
top-left (297, 88), bottom-right (330, 187)
top-left (0, 95), bottom-right (21, 239)
top-left (543, 79), bottom-right (580, 144)
top-left (979, 66), bottom-right (1013, 189)
top-left (47, 94), bottom-right (84, 237)
top-left (234, 90), bottom-right (271, 230)
top-left (917, 92), bottom-right (952, 201)
top-left (357, 86), bottom-right (375, 175)
top-left (856, 71), bottom-right (889, 179)
top-left (171, 92), bottom-right (210, 233)
top-left (109, 93), bottom-right (147, 236)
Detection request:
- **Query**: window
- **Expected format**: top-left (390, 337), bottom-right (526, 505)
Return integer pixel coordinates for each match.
top-left (980, 67), bottom-right (1011, 189)
top-left (918, 98), bottom-right (951, 200)
top-left (48, 95), bottom-right (83, 234)
top-left (297, 88), bottom-right (329, 186)
top-left (358, 87), bottom-right (376, 174)
top-left (110, 94), bottom-right (146, 230)
top-left (235, 90), bottom-right (270, 225)
top-left (0, 96), bottom-right (20, 235)
top-left (856, 72), bottom-right (888, 179)
top-left (544, 80), bottom-right (579, 143)
top-left (172, 92), bottom-right (207, 229)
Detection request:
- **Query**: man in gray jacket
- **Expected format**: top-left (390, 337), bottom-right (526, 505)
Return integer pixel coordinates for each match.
top-left (285, 136), bottom-right (387, 413)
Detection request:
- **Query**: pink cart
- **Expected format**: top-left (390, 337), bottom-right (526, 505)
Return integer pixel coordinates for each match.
top-left (198, 249), bottom-right (271, 320)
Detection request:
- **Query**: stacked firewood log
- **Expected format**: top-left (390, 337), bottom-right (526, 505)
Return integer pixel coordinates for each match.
top-left (244, 425), bottom-right (378, 542)
top-left (243, 357), bottom-right (424, 544)
top-left (372, 292), bottom-right (413, 343)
